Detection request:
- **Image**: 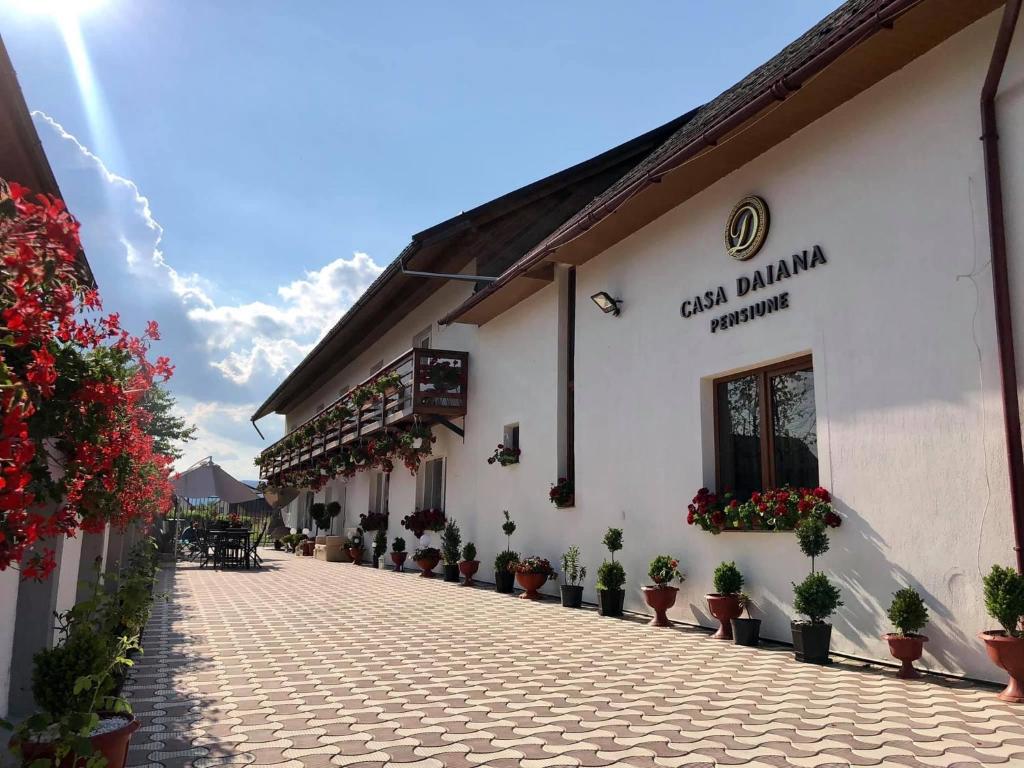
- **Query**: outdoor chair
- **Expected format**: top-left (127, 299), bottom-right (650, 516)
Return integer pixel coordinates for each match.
top-left (246, 521), bottom-right (269, 568)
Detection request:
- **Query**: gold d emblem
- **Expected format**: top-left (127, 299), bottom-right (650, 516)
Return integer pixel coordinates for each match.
top-left (725, 196), bottom-right (769, 261)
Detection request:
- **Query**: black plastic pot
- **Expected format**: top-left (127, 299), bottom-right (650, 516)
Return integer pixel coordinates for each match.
top-left (731, 617), bottom-right (762, 647)
top-left (561, 584), bottom-right (583, 608)
top-left (443, 563), bottom-right (460, 582)
top-left (792, 621), bottom-right (832, 664)
top-left (495, 570), bottom-right (515, 593)
top-left (597, 589), bottom-right (624, 617)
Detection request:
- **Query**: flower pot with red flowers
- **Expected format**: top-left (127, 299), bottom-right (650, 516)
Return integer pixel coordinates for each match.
top-left (707, 561), bottom-right (745, 640)
top-left (883, 587), bottom-right (929, 679)
top-left (513, 556), bottom-right (557, 599)
top-left (413, 546), bottom-right (441, 577)
top-left (494, 511), bottom-right (519, 593)
top-left (979, 564), bottom-right (1024, 702)
top-left (549, 477), bottom-right (574, 508)
top-left (596, 528), bottom-right (625, 617)
top-left (459, 542), bottom-right (479, 586)
top-left (643, 555), bottom-right (685, 627)
top-left (401, 507), bottom-right (446, 539)
top-left (438, 519), bottom-right (463, 582)
top-left (687, 485), bottom-right (841, 533)
top-left (487, 444), bottom-right (521, 467)
top-left (347, 530), bottom-right (365, 564)
top-left (791, 518), bottom-right (842, 664)
top-left (559, 546), bottom-right (586, 608)
top-left (390, 537), bottom-right (407, 571)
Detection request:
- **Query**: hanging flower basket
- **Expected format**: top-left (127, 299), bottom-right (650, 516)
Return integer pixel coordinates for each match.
top-left (686, 486), bottom-right (841, 533)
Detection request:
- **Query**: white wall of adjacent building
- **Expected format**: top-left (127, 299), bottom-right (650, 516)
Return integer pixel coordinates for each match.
top-left (279, 9), bottom-right (1024, 682)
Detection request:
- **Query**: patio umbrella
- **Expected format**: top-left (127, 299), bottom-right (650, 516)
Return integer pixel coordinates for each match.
top-left (172, 457), bottom-right (259, 504)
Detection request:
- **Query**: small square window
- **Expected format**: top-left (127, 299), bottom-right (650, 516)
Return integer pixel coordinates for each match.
top-left (503, 424), bottom-right (519, 452)
top-left (413, 326), bottom-right (432, 349)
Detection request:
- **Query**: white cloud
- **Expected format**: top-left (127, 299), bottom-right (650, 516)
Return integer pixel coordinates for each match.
top-left (32, 112), bottom-right (385, 475)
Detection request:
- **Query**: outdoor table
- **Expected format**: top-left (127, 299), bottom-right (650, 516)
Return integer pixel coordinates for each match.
top-left (209, 528), bottom-right (251, 569)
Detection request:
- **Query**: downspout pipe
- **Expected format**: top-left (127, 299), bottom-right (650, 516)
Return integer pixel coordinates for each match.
top-left (981, 0), bottom-right (1024, 571)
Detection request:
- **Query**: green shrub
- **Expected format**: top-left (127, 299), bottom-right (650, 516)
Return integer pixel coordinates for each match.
top-left (462, 542), bottom-right (477, 562)
top-left (887, 587), bottom-right (929, 636)
top-left (441, 519), bottom-right (462, 565)
top-left (713, 561), bottom-right (744, 595)
top-left (501, 510), bottom-right (516, 538)
top-left (603, 528), bottom-right (623, 559)
top-left (373, 529), bottom-right (387, 559)
top-left (796, 518), bottom-right (829, 571)
top-left (983, 564), bottom-right (1024, 637)
top-left (597, 560), bottom-right (626, 591)
top-left (792, 571), bottom-right (842, 624)
top-left (392, 536), bottom-right (406, 553)
top-left (494, 550), bottom-right (520, 572)
top-left (648, 555), bottom-right (684, 585)
top-left (32, 629), bottom-right (112, 719)
top-left (561, 546), bottom-right (586, 586)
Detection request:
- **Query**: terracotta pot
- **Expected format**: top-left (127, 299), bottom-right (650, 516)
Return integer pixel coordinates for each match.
top-left (706, 593), bottom-right (743, 640)
top-left (415, 553), bottom-right (440, 577)
top-left (979, 630), bottom-right (1024, 702)
top-left (16, 714), bottom-right (141, 768)
top-left (459, 559), bottom-right (479, 586)
top-left (884, 633), bottom-right (928, 679)
top-left (516, 571), bottom-right (547, 599)
top-left (300, 540), bottom-right (315, 556)
top-left (390, 551), bottom-right (407, 571)
top-left (643, 585), bottom-right (679, 627)
top-left (348, 547), bottom-right (364, 564)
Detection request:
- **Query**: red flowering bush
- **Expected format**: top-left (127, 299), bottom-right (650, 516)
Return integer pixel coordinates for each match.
top-left (686, 486), bottom-right (841, 534)
top-left (358, 510), bottom-right (388, 531)
top-left (511, 556), bottom-right (557, 580)
top-left (549, 477), bottom-right (573, 507)
top-left (0, 180), bottom-right (175, 579)
top-left (400, 507), bottom-right (445, 538)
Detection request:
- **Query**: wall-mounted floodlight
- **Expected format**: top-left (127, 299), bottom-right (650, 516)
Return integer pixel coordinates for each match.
top-left (590, 291), bottom-right (622, 316)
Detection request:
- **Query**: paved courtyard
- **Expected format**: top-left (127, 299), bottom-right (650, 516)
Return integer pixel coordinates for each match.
top-left (126, 551), bottom-right (1024, 768)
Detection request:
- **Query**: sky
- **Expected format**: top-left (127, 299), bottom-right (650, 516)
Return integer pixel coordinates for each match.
top-left (1, 0), bottom-right (840, 480)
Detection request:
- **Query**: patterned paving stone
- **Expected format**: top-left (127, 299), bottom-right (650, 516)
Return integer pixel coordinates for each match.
top-left (123, 551), bottom-right (1024, 768)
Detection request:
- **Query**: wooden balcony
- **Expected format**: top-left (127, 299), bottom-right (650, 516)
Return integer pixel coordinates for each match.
top-left (258, 348), bottom-right (468, 482)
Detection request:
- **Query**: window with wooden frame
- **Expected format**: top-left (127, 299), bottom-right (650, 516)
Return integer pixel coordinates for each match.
top-left (369, 472), bottom-right (389, 516)
top-left (714, 355), bottom-right (818, 500)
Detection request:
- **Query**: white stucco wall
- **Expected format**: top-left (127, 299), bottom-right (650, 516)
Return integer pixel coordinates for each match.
top-left (0, 567), bottom-right (17, 718)
top-left (273, 9), bottom-right (1024, 682)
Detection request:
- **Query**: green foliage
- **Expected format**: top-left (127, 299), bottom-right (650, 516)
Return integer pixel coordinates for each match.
top-left (373, 529), bottom-right (387, 559)
top-left (792, 571), bottom-right (843, 624)
top-left (462, 542), bottom-right (477, 562)
top-left (326, 500), bottom-right (342, 518)
top-left (983, 564), bottom-right (1024, 638)
top-left (310, 502), bottom-right (328, 531)
top-left (392, 536), bottom-right (406, 553)
top-left (648, 555), bottom-right (684, 585)
top-left (603, 528), bottom-right (623, 560)
top-left (796, 518), bottom-right (829, 570)
top-left (32, 629), bottom-right (112, 719)
top-left (597, 560), bottom-right (626, 591)
top-left (494, 550), bottom-right (520, 572)
top-left (501, 510), bottom-right (516, 538)
top-left (713, 561), bottom-right (744, 595)
top-left (139, 384), bottom-right (196, 460)
top-left (441, 519), bottom-right (462, 565)
top-left (887, 587), bottom-right (929, 636)
top-left (561, 546), bottom-right (586, 586)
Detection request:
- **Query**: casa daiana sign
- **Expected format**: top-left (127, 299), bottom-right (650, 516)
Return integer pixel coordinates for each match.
top-left (681, 196), bottom-right (828, 333)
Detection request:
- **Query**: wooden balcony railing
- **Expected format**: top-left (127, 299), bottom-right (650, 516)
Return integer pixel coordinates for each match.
top-left (257, 348), bottom-right (468, 481)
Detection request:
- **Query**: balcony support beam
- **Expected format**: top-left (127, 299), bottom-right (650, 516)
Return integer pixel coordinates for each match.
top-left (434, 418), bottom-right (464, 439)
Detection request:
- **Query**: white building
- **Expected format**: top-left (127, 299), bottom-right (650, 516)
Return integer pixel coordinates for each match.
top-left (254, 0), bottom-right (1024, 683)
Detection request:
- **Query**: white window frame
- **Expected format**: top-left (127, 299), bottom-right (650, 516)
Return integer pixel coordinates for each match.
top-left (369, 472), bottom-right (390, 517)
top-left (416, 457), bottom-right (446, 511)
top-left (413, 325), bottom-right (432, 349)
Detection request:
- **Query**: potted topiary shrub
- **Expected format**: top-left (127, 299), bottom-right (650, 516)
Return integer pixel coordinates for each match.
top-left (459, 542), bottom-right (479, 586)
top-left (441, 519), bottom-right (462, 582)
top-left (559, 546), bottom-right (586, 608)
top-left (884, 587), bottom-right (929, 679)
top-left (596, 528), bottom-right (626, 617)
top-left (707, 561), bottom-right (745, 640)
top-left (494, 510), bottom-right (518, 593)
top-left (273, 538), bottom-right (283, 551)
top-left (731, 593), bottom-right (761, 646)
top-left (372, 529), bottom-right (387, 568)
top-left (512, 556), bottom-right (557, 599)
top-left (390, 536), bottom-right (407, 571)
top-left (791, 519), bottom-right (842, 664)
top-left (413, 546), bottom-right (441, 578)
top-left (979, 564), bottom-right (1024, 702)
top-left (643, 556), bottom-right (685, 627)
top-left (347, 529), bottom-right (365, 564)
